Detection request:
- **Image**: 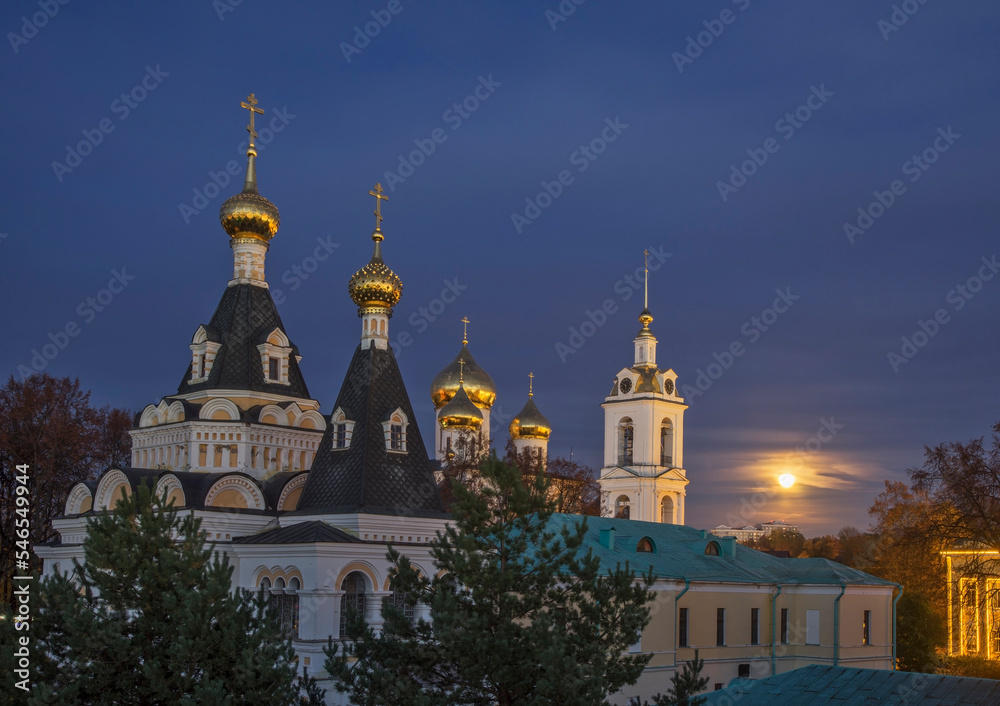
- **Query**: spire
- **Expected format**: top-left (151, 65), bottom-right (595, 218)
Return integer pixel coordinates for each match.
top-left (239, 93), bottom-right (264, 193)
top-left (220, 92), bottom-right (280, 286)
top-left (634, 249), bottom-right (657, 367)
top-left (461, 316), bottom-right (470, 346)
top-left (528, 371), bottom-right (534, 398)
top-left (349, 183), bottom-right (403, 349)
top-left (637, 248), bottom-right (654, 337)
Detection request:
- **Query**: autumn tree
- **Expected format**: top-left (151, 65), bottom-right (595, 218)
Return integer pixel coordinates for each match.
top-left (505, 441), bottom-right (600, 516)
top-left (328, 455), bottom-right (655, 704)
top-left (0, 373), bottom-right (131, 604)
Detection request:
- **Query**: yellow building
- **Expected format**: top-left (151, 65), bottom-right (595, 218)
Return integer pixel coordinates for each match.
top-left (941, 548), bottom-right (1000, 659)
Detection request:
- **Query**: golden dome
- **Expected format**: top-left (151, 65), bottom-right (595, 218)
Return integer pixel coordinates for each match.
top-left (636, 307), bottom-right (654, 338)
top-left (509, 396), bottom-right (551, 440)
top-left (219, 135), bottom-right (280, 241)
top-left (348, 230), bottom-right (402, 313)
top-left (431, 344), bottom-right (496, 409)
top-left (438, 383), bottom-right (484, 430)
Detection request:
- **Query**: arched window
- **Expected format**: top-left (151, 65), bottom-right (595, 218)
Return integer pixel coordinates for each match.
top-left (660, 496), bottom-right (674, 524)
top-left (637, 537), bottom-right (655, 553)
top-left (705, 541), bottom-right (721, 556)
top-left (340, 572), bottom-right (368, 638)
top-left (382, 588), bottom-right (415, 627)
top-left (615, 494), bottom-right (631, 520)
top-left (272, 576), bottom-right (300, 636)
top-left (660, 418), bottom-right (673, 466)
top-left (259, 576), bottom-right (271, 590)
top-left (618, 417), bottom-right (634, 466)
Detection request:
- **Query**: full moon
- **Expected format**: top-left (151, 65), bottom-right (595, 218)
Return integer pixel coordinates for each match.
top-left (778, 474), bottom-right (796, 488)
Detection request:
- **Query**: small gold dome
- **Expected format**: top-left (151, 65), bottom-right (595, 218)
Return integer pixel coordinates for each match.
top-left (348, 232), bottom-right (402, 313)
top-left (219, 153), bottom-right (280, 241)
top-left (509, 396), bottom-right (551, 440)
top-left (438, 384), bottom-right (484, 430)
top-left (431, 345), bottom-right (496, 409)
top-left (636, 307), bottom-right (654, 338)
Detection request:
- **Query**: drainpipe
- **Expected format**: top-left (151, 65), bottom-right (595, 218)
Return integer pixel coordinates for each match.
top-left (771, 583), bottom-right (783, 676)
top-left (892, 584), bottom-right (904, 670)
top-left (674, 578), bottom-right (690, 667)
top-left (833, 582), bottom-right (847, 666)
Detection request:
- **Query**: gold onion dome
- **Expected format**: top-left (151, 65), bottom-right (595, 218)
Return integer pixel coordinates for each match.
top-left (348, 229), bottom-right (402, 313)
top-left (509, 396), bottom-right (551, 441)
top-left (636, 307), bottom-right (654, 337)
top-left (431, 344), bottom-right (496, 409)
top-left (220, 93), bottom-right (280, 241)
top-left (438, 383), bottom-right (484, 430)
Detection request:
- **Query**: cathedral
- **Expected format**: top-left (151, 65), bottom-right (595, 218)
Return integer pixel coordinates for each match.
top-left (38, 95), bottom-right (900, 703)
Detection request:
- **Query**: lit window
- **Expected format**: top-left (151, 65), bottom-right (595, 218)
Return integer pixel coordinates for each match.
top-left (863, 610), bottom-right (871, 646)
top-left (637, 537), bottom-right (654, 553)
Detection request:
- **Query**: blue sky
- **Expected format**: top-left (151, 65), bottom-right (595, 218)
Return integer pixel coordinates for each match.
top-left (2, 0), bottom-right (999, 535)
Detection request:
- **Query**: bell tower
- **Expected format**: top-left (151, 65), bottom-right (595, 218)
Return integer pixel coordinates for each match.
top-left (598, 252), bottom-right (689, 524)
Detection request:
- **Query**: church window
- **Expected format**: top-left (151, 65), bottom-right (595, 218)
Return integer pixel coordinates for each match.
top-left (340, 572), bottom-right (368, 638)
top-left (751, 608), bottom-right (759, 645)
top-left (717, 608), bottom-right (726, 646)
top-left (198, 444), bottom-right (207, 467)
top-left (257, 329), bottom-right (291, 386)
top-left (383, 409), bottom-right (408, 453)
top-left (382, 588), bottom-right (415, 627)
top-left (678, 608), bottom-right (689, 648)
top-left (189, 326), bottom-right (221, 383)
top-left (862, 610), bottom-right (871, 646)
top-left (660, 418), bottom-right (673, 466)
top-left (615, 495), bottom-right (631, 520)
top-left (660, 496), bottom-right (674, 524)
top-left (705, 541), bottom-right (721, 556)
top-left (272, 577), bottom-right (300, 637)
top-left (637, 537), bottom-right (654, 553)
top-left (618, 417), bottom-right (634, 466)
top-left (332, 408), bottom-right (354, 450)
top-left (199, 355), bottom-right (206, 378)
top-left (259, 576), bottom-right (271, 590)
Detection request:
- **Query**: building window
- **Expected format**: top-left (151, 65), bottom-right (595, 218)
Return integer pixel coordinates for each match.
top-left (618, 417), bottom-right (634, 465)
top-left (637, 537), bottom-right (654, 553)
top-left (340, 572), bottom-right (367, 638)
top-left (268, 357), bottom-right (280, 381)
top-left (863, 610), bottom-right (871, 646)
top-left (614, 495), bottom-right (631, 520)
top-left (382, 408), bottom-right (408, 453)
top-left (272, 577), bottom-right (300, 637)
top-left (257, 328), bottom-right (291, 386)
top-left (382, 589), bottom-right (415, 627)
top-left (806, 609), bottom-right (820, 646)
top-left (335, 423), bottom-right (347, 448)
top-left (332, 408), bottom-right (355, 450)
top-left (678, 608), bottom-right (689, 648)
top-left (781, 608), bottom-right (789, 644)
top-left (717, 608), bottom-right (726, 646)
top-left (660, 418), bottom-right (673, 466)
top-left (751, 608), bottom-right (759, 645)
top-left (738, 663), bottom-right (751, 679)
top-left (660, 495), bottom-right (674, 524)
top-left (705, 541), bottom-right (721, 556)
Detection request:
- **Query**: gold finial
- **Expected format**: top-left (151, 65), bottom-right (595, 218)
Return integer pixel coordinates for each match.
top-left (240, 93), bottom-right (265, 153)
top-left (643, 248), bottom-right (649, 310)
top-left (461, 316), bottom-right (470, 346)
top-left (529, 372), bottom-right (534, 398)
top-left (369, 182), bottom-right (389, 237)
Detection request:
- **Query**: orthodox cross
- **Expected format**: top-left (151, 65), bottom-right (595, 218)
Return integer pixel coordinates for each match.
top-left (528, 372), bottom-right (534, 397)
top-left (240, 93), bottom-right (264, 147)
top-left (369, 182), bottom-right (388, 231)
top-left (461, 316), bottom-right (470, 346)
top-left (458, 358), bottom-right (465, 385)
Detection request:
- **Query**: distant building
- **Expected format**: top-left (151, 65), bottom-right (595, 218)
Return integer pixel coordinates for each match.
top-left (711, 520), bottom-right (800, 544)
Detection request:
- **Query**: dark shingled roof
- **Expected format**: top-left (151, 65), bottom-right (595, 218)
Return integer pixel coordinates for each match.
top-left (233, 520), bottom-right (362, 545)
top-left (295, 343), bottom-right (447, 518)
top-left (702, 665), bottom-right (1000, 705)
top-left (177, 283), bottom-right (310, 399)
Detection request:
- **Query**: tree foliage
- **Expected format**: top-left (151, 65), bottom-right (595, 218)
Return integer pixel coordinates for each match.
top-left (0, 373), bottom-right (131, 603)
top-left (328, 455), bottom-right (655, 705)
top-left (630, 651), bottom-right (709, 706)
top-left (28, 484), bottom-right (318, 705)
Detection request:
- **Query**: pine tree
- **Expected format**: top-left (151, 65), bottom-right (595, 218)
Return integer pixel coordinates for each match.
top-left (327, 455), bottom-right (656, 705)
top-left (28, 484), bottom-right (315, 705)
top-left (630, 651), bottom-right (710, 706)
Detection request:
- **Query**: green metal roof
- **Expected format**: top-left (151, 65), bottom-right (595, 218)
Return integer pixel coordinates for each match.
top-left (546, 514), bottom-right (896, 587)
top-left (702, 664), bottom-right (1000, 705)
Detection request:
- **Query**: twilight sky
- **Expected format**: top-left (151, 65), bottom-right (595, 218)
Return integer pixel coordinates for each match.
top-left (2, 1), bottom-right (999, 536)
